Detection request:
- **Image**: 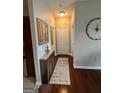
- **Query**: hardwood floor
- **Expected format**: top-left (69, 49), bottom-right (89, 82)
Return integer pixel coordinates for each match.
top-left (38, 56), bottom-right (101, 93)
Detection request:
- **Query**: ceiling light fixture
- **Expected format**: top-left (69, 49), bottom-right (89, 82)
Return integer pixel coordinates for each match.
top-left (59, 0), bottom-right (65, 16)
top-left (59, 11), bottom-right (65, 16)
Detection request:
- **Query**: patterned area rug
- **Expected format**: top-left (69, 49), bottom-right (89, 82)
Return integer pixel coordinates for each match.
top-left (49, 58), bottom-right (70, 85)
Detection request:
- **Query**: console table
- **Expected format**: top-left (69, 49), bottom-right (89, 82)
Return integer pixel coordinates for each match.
top-left (40, 49), bottom-right (56, 84)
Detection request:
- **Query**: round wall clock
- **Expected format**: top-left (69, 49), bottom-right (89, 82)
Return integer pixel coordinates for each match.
top-left (86, 18), bottom-right (101, 40)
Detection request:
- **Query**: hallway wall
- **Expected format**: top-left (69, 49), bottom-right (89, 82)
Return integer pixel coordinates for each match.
top-left (28, 0), bottom-right (55, 85)
top-left (73, 0), bottom-right (101, 69)
top-left (32, 0), bottom-right (55, 58)
top-left (71, 7), bottom-right (75, 56)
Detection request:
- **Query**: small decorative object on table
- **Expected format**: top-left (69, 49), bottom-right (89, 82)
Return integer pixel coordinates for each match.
top-left (45, 44), bottom-right (49, 54)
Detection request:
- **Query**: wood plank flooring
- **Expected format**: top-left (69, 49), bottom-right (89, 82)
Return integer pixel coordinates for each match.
top-left (38, 56), bottom-right (101, 93)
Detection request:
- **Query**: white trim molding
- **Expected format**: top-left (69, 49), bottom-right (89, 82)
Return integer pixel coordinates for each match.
top-left (73, 64), bottom-right (101, 70)
top-left (68, 53), bottom-right (73, 56)
top-left (55, 53), bottom-right (72, 56)
top-left (36, 81), bottom-right (42, 86)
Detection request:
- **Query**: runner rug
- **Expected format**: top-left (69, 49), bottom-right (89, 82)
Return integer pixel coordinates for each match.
top-left (49, 58), bottom-right (70, 85)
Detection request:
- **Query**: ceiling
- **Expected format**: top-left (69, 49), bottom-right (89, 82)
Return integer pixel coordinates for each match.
top-left (43, 0), bottom-right (86, 18)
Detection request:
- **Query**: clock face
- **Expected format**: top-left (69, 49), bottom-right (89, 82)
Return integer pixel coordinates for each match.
top-left (86, 18), bottom-right (101, 40)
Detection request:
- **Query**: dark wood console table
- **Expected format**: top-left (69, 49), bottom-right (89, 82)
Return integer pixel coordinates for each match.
top-left (40, 49), bottom-right (56, 84)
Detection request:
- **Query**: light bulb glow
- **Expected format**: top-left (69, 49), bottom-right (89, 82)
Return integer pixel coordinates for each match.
top-left (59, 11), bottom-right (65, 16)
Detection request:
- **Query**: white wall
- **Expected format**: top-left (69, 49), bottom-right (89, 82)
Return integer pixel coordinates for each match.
top-left (32, 0), bottom-right (55, 58)
top-left (28, 0), bottom-right (55, 85)
top-left (73, 0), bottom-right (101, 69)
top-left (71, 7), bottom-right (75, 56)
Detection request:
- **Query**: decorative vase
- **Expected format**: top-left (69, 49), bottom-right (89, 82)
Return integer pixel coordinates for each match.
top-left (45, 44), bottom-right (49, 54)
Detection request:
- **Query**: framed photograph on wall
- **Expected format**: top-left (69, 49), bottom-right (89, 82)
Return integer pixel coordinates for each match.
top-left (50, 26), bottom-right (54, 46)
top-left (44, 23), bottom-right (49, 43)
top-left (36, 18), bottom-right (45, 45)
top-left (36, 18), bottom-right (49, 45)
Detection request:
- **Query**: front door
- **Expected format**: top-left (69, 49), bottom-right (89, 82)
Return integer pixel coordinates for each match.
top-left (56, 28), bottom-right (70, 54)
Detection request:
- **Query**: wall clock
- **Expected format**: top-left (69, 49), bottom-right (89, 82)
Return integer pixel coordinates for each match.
top-left (86, 18), bottom-right (101, 40)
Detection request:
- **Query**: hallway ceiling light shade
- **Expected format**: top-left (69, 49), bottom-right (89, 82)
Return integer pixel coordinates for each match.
top-left (59, 11), bottom-right (65, 16)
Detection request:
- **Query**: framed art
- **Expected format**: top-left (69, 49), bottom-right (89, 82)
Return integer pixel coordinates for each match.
top-left (50, 26), bottom-right (54, 46)
top-left (36, 18), bottom-right (45, 45)
top-left (44, 23), bottom-right (49, 43)
top-left (36, 18), bottom-right (49, 45)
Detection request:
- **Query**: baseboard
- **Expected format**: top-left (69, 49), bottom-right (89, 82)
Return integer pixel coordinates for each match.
top-left (36, 81), bottom-right (42, 86)
top-left (56, 54), bottom-right (72, 58)
top-left (56, 53), bottom-right (72, 56)
top-left (73, 64), bottom-right (101, 70)
top-left (68, 53), bottom-right (73, 56)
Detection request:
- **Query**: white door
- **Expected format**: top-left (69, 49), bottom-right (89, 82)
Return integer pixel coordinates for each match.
top-left (56, 28), bottom-right (70, 54)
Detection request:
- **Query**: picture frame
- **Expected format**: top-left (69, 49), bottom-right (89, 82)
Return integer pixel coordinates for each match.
top-left (50, 26), bottom-right (54, 46)
top-left (44, 23), bottom-right (49, 43)
top-left (36, 18), bottom-right (49, 45)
